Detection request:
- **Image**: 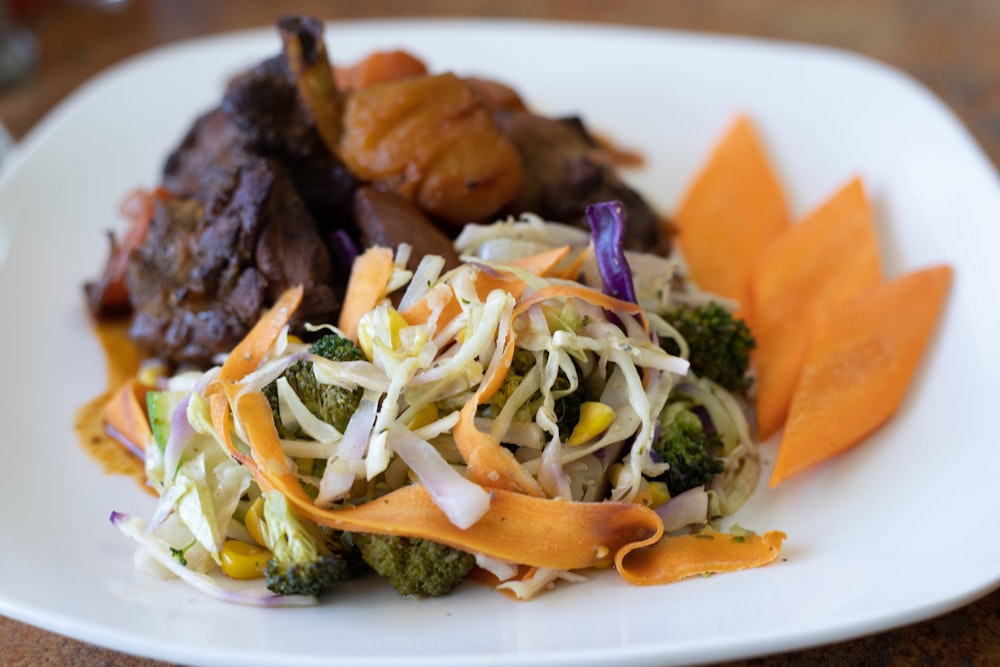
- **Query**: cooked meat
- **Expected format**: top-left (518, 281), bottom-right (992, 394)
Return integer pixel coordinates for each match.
top-left (353, 187), bottom-right (461, 270)
top-left (87, 14), bottom-right (672, 368)
top-left (221, 55), bottom-right (359, 228)
top-left (162, 107), bottom-right (250, 205)
top-left (493, 109), bottom-right (668, 253)
top-left (221, 54), bottom-right (318, 158)
top-left (126, 156), bottom-right (340, 366)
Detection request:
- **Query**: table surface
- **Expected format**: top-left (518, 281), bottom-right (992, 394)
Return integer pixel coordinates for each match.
top-left (1, 1), bottom-right (998, 665)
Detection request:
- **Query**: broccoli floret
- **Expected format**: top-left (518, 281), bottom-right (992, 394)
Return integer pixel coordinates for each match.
top-left (264, 333), bottom-right (366, 436)
top-left (260, 491), bottom-right (362, 596)
top-left (487, 349), bottom-right (585, 440)
top-left (352, 532), bottom-right (475, 597)
top-left (654, 402), bottom-right (724, 495)
top-left (661, 302), bottom-right (756, 394)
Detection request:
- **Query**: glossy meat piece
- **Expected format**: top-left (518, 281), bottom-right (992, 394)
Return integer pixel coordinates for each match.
top-left (221, 55), bottom-right (359, 227)
top-left (494, 109), bottom-right (669, 253)
top-left (126, 156), bottom-right (340, 366)
top-left (353, 187), bottom-right (460, 270)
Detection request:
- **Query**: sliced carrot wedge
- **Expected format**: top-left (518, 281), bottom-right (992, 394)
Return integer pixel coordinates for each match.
top-left (673, 115), bottom-right (789, 320)
top-left (334, 50), bottom-right (428, 90)
top-left (769, 264), bottom-right (953, 487)
top-left (752, 177), bottom-right (884, 439)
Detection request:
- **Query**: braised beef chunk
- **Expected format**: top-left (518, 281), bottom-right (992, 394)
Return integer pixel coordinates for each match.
top-left (353, 187), bottom-right (461, 270)
top-left (222, 55), bottom-right (358, 230)
top-left (494, 110), bottom-right (665, 252)
top-left (127, 157), bottom-right (340, 366)
top-left (89, 15), bottom-right (672, 367)
top-left (222, 54), bottom-right (318, 158)
top-left (162, 107), bottom-right (250, 204)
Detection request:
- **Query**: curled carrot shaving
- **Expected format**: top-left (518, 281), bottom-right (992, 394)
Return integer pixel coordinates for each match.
top-left (514, 283), bottom-right (649, 333)
top-left (616, 529), bottom-right (786, 585)
top-left (400, 264), bottom-right (527, 333)
top-left (216, 285), bottom-right (304, 384)
top-left (503, 245), bottom-right (572, 276)
top-left (102, 377), bottom-right (153, 452)
top-left (554, 245), bottom-right (592, 281)
top-left (231, 384), bottom-right (662, 569)
top-left (338, 247), bottom-right (396, 341)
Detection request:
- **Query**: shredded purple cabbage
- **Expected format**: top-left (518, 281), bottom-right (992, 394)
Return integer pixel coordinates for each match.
top-left (329, 229), bottom-right (359, 267)
top-left (585, 200), bottom-right (637, 304)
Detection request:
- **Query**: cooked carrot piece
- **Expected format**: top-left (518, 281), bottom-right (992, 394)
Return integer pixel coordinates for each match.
top-left (503, 244), bottom-right (572, 275)
top-left (617, 528), bottom-right (786, 585)
top-left (231, 387), bottom-right (664, 571)
top-left (337, 246), bottom-right (396, 342)
top-left (334, 50), bottom-right (428, 90)
top-left (673, 115), bottom-right (789, 321)
top-left (216, 285), bottom-right (304, 384)
top-left (103, 378), bottom-right (153, 452)
top-left (769, 264), bottom-right (953, 487)
top-left (752, 177), bottom-right (884, 439)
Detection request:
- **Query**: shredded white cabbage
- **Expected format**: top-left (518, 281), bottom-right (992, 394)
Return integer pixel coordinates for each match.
top-left (113, 214), bottom-right (763, 606)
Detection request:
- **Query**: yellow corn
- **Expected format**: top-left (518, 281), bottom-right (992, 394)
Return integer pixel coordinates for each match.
top-left (137, 359), bottom-right (169, 387)
top-left (408, 403), bottom-right (440, 430)
top-left (647, 481), bottom-right (671, 508)
top-left (287, 334), bottom-right (304, 345)
top-left (244, 497), bottom-right (267, 548)
top-left (358, 305), bottom-right (408, 359)
top-left (607, 463), bottom-right (623, 486)
top-left (219, 540), bottom-right (271, 580)
top-left (567, 402), bottom-right (616, 446)
top-left (386, 307), bottom-right (408, 348)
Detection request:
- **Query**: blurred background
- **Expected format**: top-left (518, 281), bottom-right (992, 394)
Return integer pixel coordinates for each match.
top-left (0, 1), bottom-right (998, 665)
top-left (1, 0), bottom-right (998, 168)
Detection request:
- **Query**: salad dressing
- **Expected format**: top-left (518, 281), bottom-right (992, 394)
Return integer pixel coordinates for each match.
top-left (73, 319), bottom-right (149, 491)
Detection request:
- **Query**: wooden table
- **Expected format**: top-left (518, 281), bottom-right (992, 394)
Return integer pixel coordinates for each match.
top-left (1, 1), bottom-right (998, 665)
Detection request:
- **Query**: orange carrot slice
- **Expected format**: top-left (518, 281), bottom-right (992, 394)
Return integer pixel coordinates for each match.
top-left (233, 386), bottom-right (663, 570)
top-left (673, 115), bottom-right (789, 321)
top-left (338, 246), bottom-right (396, 341)
top-left (769, 264), bottom-right (953, 486)
top-left (752, 177), bottom-right (884, 439)
top-left (503, 245), bottom-right (572, 275)
top-left (102, 378), bottom-right (153, 452)
top-left (217, 285), bottom-right (304, 384)
top-left (617, 528), bottom-right (786, 585)
top-left (399, 264), bottom-right (529, 336)
top-left (334, 50), bottom-right (428, 90)
top-left (455, 361), bottom-right (546, 497)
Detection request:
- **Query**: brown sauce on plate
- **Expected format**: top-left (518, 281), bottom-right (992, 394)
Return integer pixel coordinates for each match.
top-left (73, 318), bottom-right (151, 492)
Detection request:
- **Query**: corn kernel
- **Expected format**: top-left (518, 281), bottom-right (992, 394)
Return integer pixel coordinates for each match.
top-left (567, 402), bottom-right (616, 446)
top-left (386, 307), bottom-right (408, 349)
top-left (607, 463), bottom-right (623, 486)
top-left (287, 334), bottom-right (304, 345)
top-left (296, 457), bottom-right (314, 475)
top-left (358, 306), bottom-right (409, 359)
top-left (219, 540), bottom-right (270, 580)
top-left (244, 497), bottom-right (267, 548)
top-left (408, 403), bottom-right (440, 430)
top-left (647, 481), bottom-right (671, 509)
top-left (137, 359), bottom-right (169, 387)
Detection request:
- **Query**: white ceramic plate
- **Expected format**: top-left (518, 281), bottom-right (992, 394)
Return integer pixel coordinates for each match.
top-left (1, 18), bottom-right (998, 667)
